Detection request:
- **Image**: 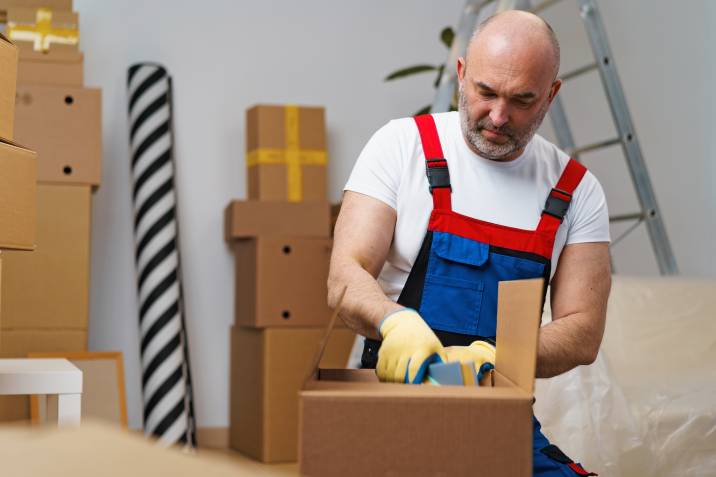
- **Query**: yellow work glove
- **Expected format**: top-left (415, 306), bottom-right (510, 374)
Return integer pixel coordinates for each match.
top-left (444, 340), bottom-right (496, 384)
top-left (376, 309), bottom-right (446, 384)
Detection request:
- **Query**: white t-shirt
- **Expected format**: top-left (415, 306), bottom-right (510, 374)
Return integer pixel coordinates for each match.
top-left (344, 112), bottom-right (610, 301)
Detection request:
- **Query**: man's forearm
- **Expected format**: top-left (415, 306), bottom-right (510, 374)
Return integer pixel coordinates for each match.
top-left (327, 257), bottom-right (402, 340)
top-left (536, 311), bottom-right (603, 378)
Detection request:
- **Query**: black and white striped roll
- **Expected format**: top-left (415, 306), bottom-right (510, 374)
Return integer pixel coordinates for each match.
top-left (127, 63), bottom-right (196, 447)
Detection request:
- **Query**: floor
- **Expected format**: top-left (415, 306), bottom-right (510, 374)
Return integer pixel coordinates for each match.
top-left (198, 448), bottom-right (299, 476)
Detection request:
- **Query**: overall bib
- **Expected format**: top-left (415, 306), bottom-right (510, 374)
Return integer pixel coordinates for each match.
top-left (361, 114), bottom-right (596, 476)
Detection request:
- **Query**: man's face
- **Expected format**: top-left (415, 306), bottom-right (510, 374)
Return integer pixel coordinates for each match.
top-left (457, 42), bottom-right (559, 161)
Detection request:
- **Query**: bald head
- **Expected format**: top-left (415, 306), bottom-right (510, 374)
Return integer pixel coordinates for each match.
top-left (456, 10), bottom-right (563, 162)
top-left (467, 10), bottom-right (560, 80)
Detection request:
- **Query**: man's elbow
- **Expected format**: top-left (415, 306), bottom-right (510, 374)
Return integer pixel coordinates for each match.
top-left (580, 349), bottom-right (598, 366)
top-left (579, 342), bottom-right (600, 366)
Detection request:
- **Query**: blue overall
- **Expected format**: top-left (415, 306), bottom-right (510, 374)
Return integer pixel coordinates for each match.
top-left (361, 114), bottom-right (596, 476)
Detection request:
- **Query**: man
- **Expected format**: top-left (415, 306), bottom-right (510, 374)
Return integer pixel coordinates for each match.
top-left (328, 9), bottom-right (610, 477)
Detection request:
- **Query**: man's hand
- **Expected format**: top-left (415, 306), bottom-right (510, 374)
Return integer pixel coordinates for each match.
top-left (444, 340), bottom-right (496, 384)
top-left (377, 309), bottom-right (446, 384)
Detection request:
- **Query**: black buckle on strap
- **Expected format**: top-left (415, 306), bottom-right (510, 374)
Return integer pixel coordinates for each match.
top-left (426, 159), bottom-right (451, 192)
top-left (543, 188), bottom-right (572, 222)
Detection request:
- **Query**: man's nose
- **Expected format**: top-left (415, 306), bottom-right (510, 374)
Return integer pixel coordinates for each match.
top-left (488, 101), bottom-right (509, 128)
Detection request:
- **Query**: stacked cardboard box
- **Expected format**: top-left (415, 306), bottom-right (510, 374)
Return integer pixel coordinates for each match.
top-left (226, 105), bottom-right (354, 463)
top-left (0, 31), bottom-right (38, 336)
top-left (0, 0), bottom-right (101, 421)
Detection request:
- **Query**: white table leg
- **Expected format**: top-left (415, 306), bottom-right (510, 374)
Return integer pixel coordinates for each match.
top-left (57, 393), bottom-right (81, 427)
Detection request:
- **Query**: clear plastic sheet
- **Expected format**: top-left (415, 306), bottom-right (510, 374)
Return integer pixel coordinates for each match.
top-left (535, 276), bottom-right (716, 477)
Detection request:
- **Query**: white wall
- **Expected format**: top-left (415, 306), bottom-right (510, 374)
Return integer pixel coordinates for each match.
top-left (78, 0), bottom-right (715, 429)
top-left (79, 0), bottom-right (464, 430)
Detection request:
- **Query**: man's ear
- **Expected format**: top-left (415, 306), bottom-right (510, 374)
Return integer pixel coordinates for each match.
top-left (457, 57), bottom-right (466, 82)
top-left (548, 79), bottom-right (562, 103)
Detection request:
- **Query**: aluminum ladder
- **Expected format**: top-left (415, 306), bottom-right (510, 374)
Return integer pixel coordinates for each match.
top-left (432, 0), bottom-right (678, 275)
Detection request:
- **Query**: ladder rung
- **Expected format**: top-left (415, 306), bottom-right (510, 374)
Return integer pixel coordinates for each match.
top-left (529, 0), bottom-right (564, 14)
top-left (560, 63), bottom-right (598, 82)
top-left (609, 212), bottom-right (644, 223)
top-left (568, 136), bottom-right (621, 156)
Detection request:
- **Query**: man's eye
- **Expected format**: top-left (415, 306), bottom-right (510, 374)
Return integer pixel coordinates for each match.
top-left (480, 92), bottom-right (496, 98)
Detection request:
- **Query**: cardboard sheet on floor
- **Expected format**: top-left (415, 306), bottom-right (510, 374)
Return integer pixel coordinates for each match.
top-left (0, 420), bottom-right (293, 477)
top-left (299, 279), bottom-right (544, 477)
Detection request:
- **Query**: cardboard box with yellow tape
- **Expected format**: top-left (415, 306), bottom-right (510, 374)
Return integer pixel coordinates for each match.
top-left (5, 7), bottom-right (78, 55)
top-left (6, 6), bottom-right (83, 86)
top-left (246, 104), bottom-right (327, 202)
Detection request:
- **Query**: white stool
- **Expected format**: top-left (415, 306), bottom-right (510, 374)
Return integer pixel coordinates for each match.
top-left (0, 359), bottom-right (83, 426)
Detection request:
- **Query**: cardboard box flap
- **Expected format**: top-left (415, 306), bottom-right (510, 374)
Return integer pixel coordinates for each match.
top-left (0, 136), bottom-right (34, 153)
top-left (303, 287), bottom-right (346, 388)
top-left (494, 279), bottom-right (543, 395)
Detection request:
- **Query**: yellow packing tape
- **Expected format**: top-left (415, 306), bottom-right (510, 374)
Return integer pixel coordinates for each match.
top-left (6, 7), bottom-right (79, 53)
top-left (246, 105), bottom-right (326, 202)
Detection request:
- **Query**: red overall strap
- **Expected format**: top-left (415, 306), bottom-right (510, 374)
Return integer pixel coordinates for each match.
top-left (414, 114), bottom-right (452, 211)
top-left (537, 158), bottom-right (588, 237)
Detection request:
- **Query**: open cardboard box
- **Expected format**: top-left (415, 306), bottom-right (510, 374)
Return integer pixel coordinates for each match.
top-left (299, 279), bottom-right (543, 477)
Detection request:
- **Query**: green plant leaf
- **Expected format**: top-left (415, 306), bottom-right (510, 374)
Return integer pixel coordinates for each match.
top-left (440, 27), bottom-right (455, 48)
top-left (414, 104), bottom-right (431, 116)
top-left (385, 64), bottom-right (437, 81)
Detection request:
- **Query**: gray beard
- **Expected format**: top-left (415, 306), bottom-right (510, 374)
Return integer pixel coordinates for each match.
top-left (458, 84), bottom-right (550, 161)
